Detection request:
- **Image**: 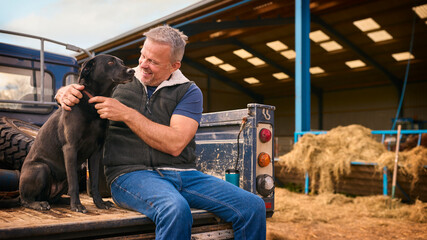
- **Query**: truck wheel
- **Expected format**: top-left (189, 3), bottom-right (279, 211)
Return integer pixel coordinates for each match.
top-left (0, 117), bottom-right (39, 170)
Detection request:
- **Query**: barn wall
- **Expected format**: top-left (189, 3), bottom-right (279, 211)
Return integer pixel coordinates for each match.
top-left (265, 82), bottom-right (427, 133)
top-left (183, 64), bottom-right (427, 155)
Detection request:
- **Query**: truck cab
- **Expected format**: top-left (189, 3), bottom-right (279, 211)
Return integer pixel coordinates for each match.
top-left (0, 30), bottom-right (89, 171)
top-left (0, 32), bottom-right (85, 126)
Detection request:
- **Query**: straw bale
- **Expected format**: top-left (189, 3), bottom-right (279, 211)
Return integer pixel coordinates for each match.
top-left (278, 124), bottom-right (427, 194)
top-left (271, 187), bottom-right (427, 224)
top-left (377, 146), bottom-right (427, 189)
top-left (278, 124), bottom-right (386, 193)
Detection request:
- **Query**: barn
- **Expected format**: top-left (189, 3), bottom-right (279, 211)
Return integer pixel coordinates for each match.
top-left (75, 0), bottom-right (427, 150)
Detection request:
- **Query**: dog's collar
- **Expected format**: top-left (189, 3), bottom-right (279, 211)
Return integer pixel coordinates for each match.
top-left (82, 89), bottom-right (94, 99)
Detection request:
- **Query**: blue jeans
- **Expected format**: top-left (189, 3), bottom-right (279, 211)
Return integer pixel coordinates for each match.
top-left (110, 170), bottom-right (266, 240)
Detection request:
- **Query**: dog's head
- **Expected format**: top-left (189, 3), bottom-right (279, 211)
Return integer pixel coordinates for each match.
top-left (78, 54), bottom-right (134, 96)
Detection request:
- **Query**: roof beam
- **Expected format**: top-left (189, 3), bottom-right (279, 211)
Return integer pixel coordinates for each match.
top-left (188, 38), bottom-right (295, 78)
top-left (187, 38), bottom-right (295, 79)
top-left (187, 38), bottom-right (237, 50)
top-left (187, 37), bottom-right (323, 97)
top-left (180, 16), bottom-right (294, 36)
top-left (230, 38), bottom-right (295, 79)
top-left (311, 15), bottom-right (402, 92)
top-left (183, 56), bottom-right (264, 103)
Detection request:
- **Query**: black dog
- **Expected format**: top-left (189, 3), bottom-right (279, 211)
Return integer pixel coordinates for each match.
top-left (19, 54), bottom-right (134, 213)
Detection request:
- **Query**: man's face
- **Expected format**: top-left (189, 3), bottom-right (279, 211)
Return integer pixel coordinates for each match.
top-left (137, 39), bottom-right (180, 86)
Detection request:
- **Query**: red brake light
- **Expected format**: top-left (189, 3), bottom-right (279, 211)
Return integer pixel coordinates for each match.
top-left (258, 152), bottom-right (271, 167)
top-left (259, 128), bottom-right (271, 143)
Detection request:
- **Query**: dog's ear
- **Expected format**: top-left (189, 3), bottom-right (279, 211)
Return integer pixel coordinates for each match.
top-left (78, 58), bottom-right (95, 85)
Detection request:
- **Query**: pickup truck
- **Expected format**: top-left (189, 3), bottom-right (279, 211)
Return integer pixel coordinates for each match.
top-left (0, 31), bottom-right (275, 239)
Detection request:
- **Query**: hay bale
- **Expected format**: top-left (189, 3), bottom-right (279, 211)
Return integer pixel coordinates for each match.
top-left (278, 124), bottom-right (386, 193)
top-left (271, 187), bottom-right (427, 224)
top-left (278, 124), bottom-right (427, 194)
top-left (377, 146), bottom-right (427, 190)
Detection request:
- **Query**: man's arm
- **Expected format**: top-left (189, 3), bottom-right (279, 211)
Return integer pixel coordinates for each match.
top-left (89, 96), bottom-right (198, 156)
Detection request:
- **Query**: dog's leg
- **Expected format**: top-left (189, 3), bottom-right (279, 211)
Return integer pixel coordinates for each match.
top-left (88, 149), bottom-right (114, 209)
top-left (19, 162), bottom-right (51, 210)
top-left (63, 144), bottom-right (87, 213)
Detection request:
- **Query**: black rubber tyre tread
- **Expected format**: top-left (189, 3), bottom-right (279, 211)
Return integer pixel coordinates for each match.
top-left (0, 117), bottom-right (39, 170)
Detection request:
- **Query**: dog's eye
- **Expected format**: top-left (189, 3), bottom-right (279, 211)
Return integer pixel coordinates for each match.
top-left (108, 61), bottom-right (114, 66)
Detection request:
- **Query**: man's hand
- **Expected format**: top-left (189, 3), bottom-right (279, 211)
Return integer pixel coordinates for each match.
top-left (55, 84), bottom-right (85, 111)
top-left (89, 96), bottom-right (133, 121)
top-left (89, 96), bottom-right (198, 157)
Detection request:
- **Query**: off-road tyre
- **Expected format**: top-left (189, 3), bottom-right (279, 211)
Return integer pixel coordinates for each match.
top-left (0, 117), bottom-right (39, 170)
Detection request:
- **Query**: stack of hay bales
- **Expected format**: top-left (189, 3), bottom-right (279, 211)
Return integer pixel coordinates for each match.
top-left (278, 124), bottom-right (427, 194)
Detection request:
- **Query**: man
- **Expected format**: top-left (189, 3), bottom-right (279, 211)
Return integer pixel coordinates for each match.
top-left (56, 25), bottom-right (266, 240)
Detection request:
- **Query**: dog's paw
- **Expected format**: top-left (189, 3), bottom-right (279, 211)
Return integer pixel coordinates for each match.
top-left (95, 200), bottom-right (115, 209)
top-left (71, 204), bottom-right (87, 213)
top-left (24, 201), bottom-right (51, 211)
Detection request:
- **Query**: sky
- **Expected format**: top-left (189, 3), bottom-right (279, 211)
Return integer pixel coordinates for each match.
top-left (0, 0), bottom-right (202, 55)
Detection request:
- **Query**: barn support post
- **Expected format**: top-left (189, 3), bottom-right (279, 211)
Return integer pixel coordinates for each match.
top-left (295, 0), bottom-right (311, 133)
top-left (295, 0), bottom-right (311, 194)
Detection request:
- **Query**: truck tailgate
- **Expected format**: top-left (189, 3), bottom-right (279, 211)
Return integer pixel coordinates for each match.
top-left (0, 194), bottom-right (231, 239)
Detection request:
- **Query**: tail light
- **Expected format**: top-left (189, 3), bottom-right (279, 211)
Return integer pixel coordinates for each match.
top-left (258, 152), bottom-right (271, 167)
top-left (256, 123), bottom-right (274, 198)
top-left (256, 174), bottom-right (274, 197)
top-left (259, 128), bottom-right (272, 143)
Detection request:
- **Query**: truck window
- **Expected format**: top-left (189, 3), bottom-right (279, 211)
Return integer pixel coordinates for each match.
top-left (0, 65), bottom-right (53, 113)
top-left (64, 73), bottom-right (79, 85)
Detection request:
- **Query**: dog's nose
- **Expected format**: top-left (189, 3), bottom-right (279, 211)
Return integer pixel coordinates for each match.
top-left (127, 68), bottom-right (135, 74)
